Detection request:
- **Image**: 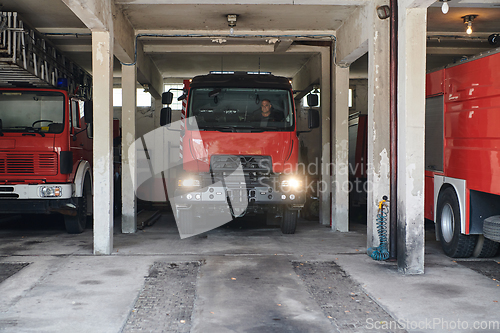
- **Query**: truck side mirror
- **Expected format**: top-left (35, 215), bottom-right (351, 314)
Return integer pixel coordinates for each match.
top-left (308, 109), bottom-right (320, 129)
top-left (160, 107), bottom-right (172, 126)
top-left (307, 93), bottom-right (319, 107)
top-left (84, 101), bottom-right (93, 124)
top-left (162, 91), bottom-right (174, 105)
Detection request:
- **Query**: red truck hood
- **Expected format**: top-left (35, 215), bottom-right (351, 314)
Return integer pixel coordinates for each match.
top-left (0, 134), bottom-right (58, 180)
top-left (183, 131), bottom-right (296, 173)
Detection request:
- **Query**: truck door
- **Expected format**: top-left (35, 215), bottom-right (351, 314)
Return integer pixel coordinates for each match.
top-left (70, 99), bottom-right (92, 165)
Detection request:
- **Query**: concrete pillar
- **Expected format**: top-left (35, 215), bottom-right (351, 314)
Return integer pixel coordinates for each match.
top-left (397, 5), bottom-right (427, 274)
top-left (367, 0), bottom-right (391, 250)
top-left (121, 64), bottom-right (137, 233)
top-left (154, 97), bottom-right (163, 129)
top-left (319, 49), bottom-right (331, 227)
top-left (331, 65), bottom-right (350, 232)
top-left (92, 31), bottom-right (114, 255)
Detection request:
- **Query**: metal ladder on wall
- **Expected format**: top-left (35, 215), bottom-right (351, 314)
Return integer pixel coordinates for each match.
top-left (0, 11), bottom-right (91, 100)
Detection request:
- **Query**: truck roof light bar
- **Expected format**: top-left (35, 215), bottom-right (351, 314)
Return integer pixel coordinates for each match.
top-left (208, 71), bottom-right (272, 75)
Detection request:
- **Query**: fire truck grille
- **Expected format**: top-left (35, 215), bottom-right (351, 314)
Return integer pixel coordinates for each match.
top-left (0, 153), bottom-right (58, 175)
top-left (210, 155), bottom-right (272, 172)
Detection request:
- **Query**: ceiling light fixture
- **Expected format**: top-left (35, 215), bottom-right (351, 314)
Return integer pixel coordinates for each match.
top-left (462, 15), bottom-right (478, 35)
top-left (227, 14), bottom-right (238, 35)
top-left (439, 0), bottom-right (450, 14)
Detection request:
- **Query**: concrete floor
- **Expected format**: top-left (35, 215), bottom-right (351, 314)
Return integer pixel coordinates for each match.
top-left (0, 213), bottom-right (499, 333)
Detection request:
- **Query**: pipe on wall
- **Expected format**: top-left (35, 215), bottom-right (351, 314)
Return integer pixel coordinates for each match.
top-left (389, 0), bottom-right (398, 260)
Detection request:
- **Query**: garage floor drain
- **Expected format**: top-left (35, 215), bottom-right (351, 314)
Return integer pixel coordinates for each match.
top-left (0, 262), bottom-right (29, 284)
top-left (292, 261), bottom-right (406, 333)
top-left (122, 261), bottom-right (201, 333)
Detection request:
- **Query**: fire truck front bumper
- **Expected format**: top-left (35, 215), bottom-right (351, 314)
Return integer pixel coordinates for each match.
top-left (0, 184), bottom-right (76, 215)
top-left (173, 185), bottom-right (306, 209)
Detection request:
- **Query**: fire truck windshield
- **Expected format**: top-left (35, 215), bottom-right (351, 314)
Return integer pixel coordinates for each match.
top-left (186, 88), bottom-right (294, 132)
top-left (0, 91), bottom-right (65, 134)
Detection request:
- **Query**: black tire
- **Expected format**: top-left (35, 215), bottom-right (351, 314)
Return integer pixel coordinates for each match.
top-left (281, 208), bottom-right (297, 234)
top-left (473, 235), bottom-right (499, 258)
top-left (177, 209), bottom-right (194, 236)
top-left (436, 187), bottom-right (477, 258)
top-left (84, 174), bottom-right (93, 229)
top-left (64, 179), bottom-right (89, 234)
top-left (483, 215), bottom-right (500, 243)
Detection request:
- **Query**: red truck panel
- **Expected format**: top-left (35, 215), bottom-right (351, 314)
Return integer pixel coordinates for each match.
top-left (426, 69), bottom-right (445, 97)
top-left (444, 52), bottom-right (500, 196)
top-left (424, 171), bottom-right (434, 221)
top-left (182, 131), bottom-right (296, 173)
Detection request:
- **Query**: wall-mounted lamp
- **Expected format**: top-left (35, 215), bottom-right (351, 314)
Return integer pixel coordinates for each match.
top-left (376, 5), bottom-right (391, 20)
top-left (227, 14), bottom-right (238, 35)
top-left (439, 0), bottom-right (450, 14)
top-left (462, 15), bottom-right (477, 35)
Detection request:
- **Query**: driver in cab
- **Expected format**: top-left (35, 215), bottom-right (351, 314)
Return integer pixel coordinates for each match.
top-left (251, 99), bottom-right (284, 125)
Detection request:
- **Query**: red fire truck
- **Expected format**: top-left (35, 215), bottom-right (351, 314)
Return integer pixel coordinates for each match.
top-left (161, 72), bottom-right (319, 235)
top-left (0, 87), bottom-right (94, 233)
top-left (425, 48), bottom-right (500, 258)
top-left (0, 11), bottom-right (94, 233)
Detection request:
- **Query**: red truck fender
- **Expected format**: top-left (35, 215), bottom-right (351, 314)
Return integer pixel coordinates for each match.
top-left (73, 160), bottom-right (92, 198)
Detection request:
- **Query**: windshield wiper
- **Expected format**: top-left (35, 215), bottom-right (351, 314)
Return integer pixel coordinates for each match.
top-left (25, 126), bottom-right (46, 137)
top-left (4, 126), bottom-right (45, 137)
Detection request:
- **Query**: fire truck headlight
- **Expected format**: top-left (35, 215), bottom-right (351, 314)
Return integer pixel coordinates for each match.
top-left (39, 186), bottom-right (62, 197)
top-left (178, 178), bottom-right (201, 187)
top-left (281, 177), bottom-right (303, 191)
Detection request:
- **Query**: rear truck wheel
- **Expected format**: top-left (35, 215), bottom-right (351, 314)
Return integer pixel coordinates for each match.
top-left (64, 180), bottom-right (89, 234)
top-left (177, 209), bottom-right (194, 236)
top-left (281, 208), bottom-right (297, 234)
top-left (473, 235), bottom-right (500, 258)
top-left (483, 215), bottom-right (500, 243)
top-left (436, 187), bottom-right (477, 258)
top-left (84, 173), bottom-right (93, 229)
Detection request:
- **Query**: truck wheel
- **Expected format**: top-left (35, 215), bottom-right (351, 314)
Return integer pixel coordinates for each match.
top-left (64, 181), bottom-right (89, 234)
top-left (281, 209), bottom-right (297, 234)
top-left (84, 173), bottom-right (93, 229)
top-left (473, 235), bottom-right (499, 258)
top-left (436, 187), bottom-right (477, 258)
top-left (483, 215), bottom-right (500, 243)
top-left (177, 209), bottom-right (194, 236)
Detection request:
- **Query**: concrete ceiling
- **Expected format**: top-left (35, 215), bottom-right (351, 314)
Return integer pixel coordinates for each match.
top-left (1, 0), bottom-right (500, 82)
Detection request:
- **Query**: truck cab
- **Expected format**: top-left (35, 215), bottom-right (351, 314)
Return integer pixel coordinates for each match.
top-left (161, 72), bottom-right (319, 237)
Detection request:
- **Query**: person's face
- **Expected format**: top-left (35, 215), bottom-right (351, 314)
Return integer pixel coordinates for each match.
top-left (261, 101), bottom-right (271, 115)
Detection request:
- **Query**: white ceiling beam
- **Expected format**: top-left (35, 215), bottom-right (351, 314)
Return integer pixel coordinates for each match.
top-left (426, 47), bottom-right (493, 55)
top-left (291, 52), bottom-right (322, 100)
top-left (62, 0), bottom-right (134, 62)
top-left (274, 39), bottom-right (294, 53)
top-left (143, 44), bottom-right (324, 53)
top-left (136, 41), bottom-right (164, 99)
top-left (336, 5), bottom-right (369, 64)
top-left (144, 44), bottom-right (275, 53)
top-left (37, 28), bottom-right (91, 35)
top-left (115, 0), bottom-right (368, 4)
top-left (61, 0), bottom-right (112, 31)
top-left (63, 0), bottom-right (163, 98)
top-left (427, 31), bottom-right (495, 39)
top-left (402, 0), bottom-right (436, 8)
top-left (135, 29), bottom-right (336, 36)
top-left (56, 45), bottom-right (93, 52)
